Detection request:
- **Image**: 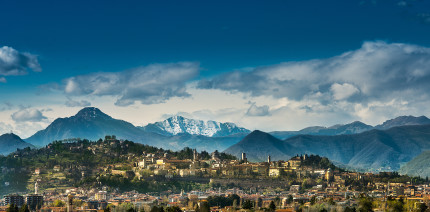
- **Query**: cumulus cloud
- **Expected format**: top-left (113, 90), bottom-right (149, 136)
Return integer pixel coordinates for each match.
top-left (330, 83), bottom-right (360, 100)
top-left (52, 62), bottom-right (199, 106)
top-left (11, 108), bottom-right (47, 122)
top-left (198, 41), bottom-right (430, 106)
top-left (0, 46), bottom-right (41, 80)
top-left (246, 103), bottom-right (271, 116)
top-left (65, 99), bottom-right (91, 107)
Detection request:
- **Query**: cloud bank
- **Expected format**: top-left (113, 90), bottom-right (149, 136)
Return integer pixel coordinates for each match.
top-left (199, 41), bottom-right (430, 105)
top-left (11, 108), bottom-right (47, 122)
top-left (0, 46), bottom-right (41, 82)
top-left (55, 62), bottom-right (199, 106)
top-left (246, 103), bottom-right (270, 116)
top-left (65, 99), bottom-right (91, 107)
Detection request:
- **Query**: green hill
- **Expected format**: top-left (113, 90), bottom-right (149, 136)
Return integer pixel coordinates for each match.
top-left (0, 137), bottom-right (235, 196)
top-left (399, 151), bottom-right (430, 178)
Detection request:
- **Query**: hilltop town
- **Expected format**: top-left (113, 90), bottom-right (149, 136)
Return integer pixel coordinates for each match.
top-left (0, 136), bottom-right (428, 212)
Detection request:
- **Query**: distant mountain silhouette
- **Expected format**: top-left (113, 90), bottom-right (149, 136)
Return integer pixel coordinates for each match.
top-left (224, 130), bottom-right (295, 162)
top-left (399, 151), bottom-right (430, 178)
top-left (375, 115), bottom-right (430, 130)
top-left (225, 124), bottom-right (430, 171)
top-left (0, 133), bottom-right (33, 155)
top-left (270, 116), bottom-right (430, 140)
top-left (24, 107), bottom-right (245, 152)
top-left (25, 107), bottom-right (162, 147)
top-left (270, 121), bottom-right (373, 139)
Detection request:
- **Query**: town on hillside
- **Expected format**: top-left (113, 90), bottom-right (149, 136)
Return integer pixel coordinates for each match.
top-left (1, 136), bottom-right (428, 212)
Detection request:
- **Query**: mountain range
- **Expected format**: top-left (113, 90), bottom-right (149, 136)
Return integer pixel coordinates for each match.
top-left (2, 107), bottom-right (430, 172)
top-left (270, 116), bottom-right (430, 139)
top-left (24, 107), bottom-right (248, 152)
top-left (225, 124), bottom-right (430, 172)
top-left (140, 115), bottom-right (250, 137)
top-left (25, 107), bottom-right (160, 147)
top-left (269, 121), bottom-right (374, 139)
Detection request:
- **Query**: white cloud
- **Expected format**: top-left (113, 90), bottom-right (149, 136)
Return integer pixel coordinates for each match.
top-left (246, 103), bottom-right (271, 116)
top-left (3, 42), bottom-right (430, 137)
top-left (65, 99), bottom-right (91, 107)
top-left (199, 41), bottom-right (430, 105)
top-left (53, 62), bottom-right (199, 106)
top-left (195, 41), bottom-right (430, 127)
top-left (0, 46), bottom-right (41, 81)
top-left (330, 83), bottom-right (360, 100)
top-left (11, 108), bottom-right (47, 122)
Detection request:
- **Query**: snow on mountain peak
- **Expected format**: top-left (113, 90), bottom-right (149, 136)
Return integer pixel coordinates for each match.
top-left (148, 116), bottom-right (249, 137)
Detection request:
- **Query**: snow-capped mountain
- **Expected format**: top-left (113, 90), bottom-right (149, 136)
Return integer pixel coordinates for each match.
top-left (141, 116), bottom-right (250, 137)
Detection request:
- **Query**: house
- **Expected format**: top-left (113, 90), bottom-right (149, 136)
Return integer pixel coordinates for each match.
top-left (269, 168), bottom-right (281, 177)
top-left (53, 165), bottom-right (61, 172)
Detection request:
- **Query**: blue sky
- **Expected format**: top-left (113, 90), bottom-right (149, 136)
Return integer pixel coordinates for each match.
top-left (1, 0), bottom-right (430, 137)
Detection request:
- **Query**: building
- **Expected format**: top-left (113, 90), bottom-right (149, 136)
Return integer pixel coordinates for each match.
top-left (193, 149), bottom-right (199, 161)
top-left (4, 194), bottom-right (25, 207)
top-left (25, 194), bottom-right (43, 210)
top-left (241, 153), bottom-right (247, 163)
top-left (53, 165), bottom-right (61, 172)
top-left (325, 168), bottom-right (333, 182)
top-left (138, 159), bottom-right (146, 168)
top-left (269, 168), bottom-right (281, 177)
top-left (287, 157), bottom-right (301, 169)
top-left (95, 191), bottom-right (107, 200)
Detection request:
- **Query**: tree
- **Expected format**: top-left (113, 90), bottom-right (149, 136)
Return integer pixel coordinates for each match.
top-left (200, 202), bottom-right (210, 212)
top-left (6, 204), bottom-right (18, 212)
top-left (287, 195), bottom-right (293, 204)
top-left (165, 206), bottom-right (181, 212)
top-left (18, 204), bottom-right (29, 212)
top-left (344, 207), bottom-right (356, 212)
top-left (327, 197), bottom-right (335, 206)
top-left (53, 199), bottom-right (65, 207)
top-left (274, 196), bottom-right (281, 207)
top-left (417, 203), bottom-right (428, 212)
top-left (150, 206), bottom-right (164, 212)
top-left (268, 201), bottom-right (276, 212)
top-left (242, 200), bottom-right (253, 210)
top-left (310, 196), bottom-right (317, 205)
top-left (359, 197), bottom-right (373, 212)
top-left (387, 198), bottom-right (404, 212)
top-left (73, 199), bottom-right (84, 207)
top-left (127, 208), bottom-right (137, 212)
